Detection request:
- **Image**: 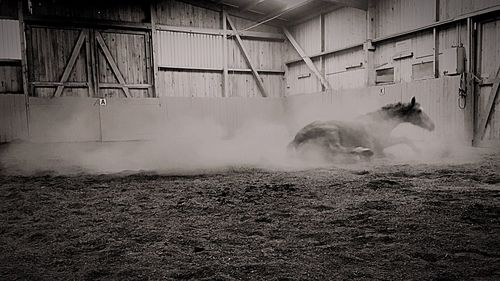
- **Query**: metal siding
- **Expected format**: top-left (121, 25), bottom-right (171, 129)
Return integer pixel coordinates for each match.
top-left (158, 31), bottom-right (223, 69)
top-left (0, 19), bottom-right (21, 60)
top-left (324, 7), bottom-right (367, 50)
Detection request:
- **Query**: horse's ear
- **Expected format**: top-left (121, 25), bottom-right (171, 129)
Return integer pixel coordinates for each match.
top-left (410, 96), bottom-right (416, 107)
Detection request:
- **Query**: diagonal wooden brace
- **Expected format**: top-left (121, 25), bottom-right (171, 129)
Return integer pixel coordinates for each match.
top-left (95, 32), bottom-right (131, 98)
top-left (53, 31), bottom-right (86, 98)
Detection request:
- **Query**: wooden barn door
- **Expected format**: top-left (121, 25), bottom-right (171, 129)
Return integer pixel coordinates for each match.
top-left (475, 18), bottom-right (500, 146)
top-left (26, 26), bottom-right (94, 98)
top-left (94, 29), bottom-right (153, 98)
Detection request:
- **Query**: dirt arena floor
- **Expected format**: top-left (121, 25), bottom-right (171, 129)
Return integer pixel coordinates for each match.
top-left (1, 148), bottom-right (499, 280)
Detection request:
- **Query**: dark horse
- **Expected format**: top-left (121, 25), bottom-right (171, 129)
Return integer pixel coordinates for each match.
top-left (288, 97), bottom-right (435, 161)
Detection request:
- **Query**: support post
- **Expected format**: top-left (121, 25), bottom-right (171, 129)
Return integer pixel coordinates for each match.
top-left (222, 10), bottom-right (229, 97)
top-left (364, 0), bottom-right (376, 86)
top-left (150, 3), bottom-right (159, 97)
top-left (433, 0), bottom-right (440, 78)
top-left (18, 0), bottom-right (30, 138)
top-left (283, 27), bottom-right (331, 90)
top-left (226, 13), bottom-right (269, 97)
top-left (320, 13), bottom-right (326, 92)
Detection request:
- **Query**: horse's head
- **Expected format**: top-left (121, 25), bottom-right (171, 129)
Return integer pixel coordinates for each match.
top-left (402, 97), bottom-right (435, 131)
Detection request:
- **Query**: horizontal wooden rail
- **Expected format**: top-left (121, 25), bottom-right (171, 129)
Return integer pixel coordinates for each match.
top-left (158, 65), bottom-right (284, 74)
top-left (30, 81), bottom-right (89, 87)
top-left (156, 24), bottom-right (285, 40)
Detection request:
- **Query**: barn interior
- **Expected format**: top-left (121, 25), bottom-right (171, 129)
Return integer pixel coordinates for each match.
top-left (1, 1), bottom-right (500, 280)
top-left (1, 0), bottom-right (499, 173)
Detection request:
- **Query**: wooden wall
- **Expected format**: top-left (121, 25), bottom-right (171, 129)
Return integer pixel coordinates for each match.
top-left (284, 7), bottom-right (367, 95)
top-left (154, 1), bottom-right (285, 98)
top-left (0, 94), bottom-right (27, 143)
top-left (476, 18), bottom-right (500, 145)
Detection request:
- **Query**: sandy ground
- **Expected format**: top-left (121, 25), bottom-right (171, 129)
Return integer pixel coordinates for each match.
top-left (0, 146), bottom-right (499, 280)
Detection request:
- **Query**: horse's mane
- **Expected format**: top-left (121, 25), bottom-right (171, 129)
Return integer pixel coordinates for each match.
top-left (364, 101), bottom-right (416, 120)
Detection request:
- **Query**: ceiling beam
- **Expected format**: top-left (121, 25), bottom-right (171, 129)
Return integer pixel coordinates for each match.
top-left (240, 0), bottom-right (269, 12)
top-left (241, 0), bottom-right (316, 31)
top-left (319, 0), bottom-right (368, 10)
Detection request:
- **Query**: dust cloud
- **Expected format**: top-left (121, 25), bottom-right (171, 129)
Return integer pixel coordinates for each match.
top-left (0, 96), bottom-right (488, 175)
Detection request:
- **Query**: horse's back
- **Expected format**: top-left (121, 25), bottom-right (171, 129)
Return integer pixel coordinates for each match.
top-left (291, 120), bottom-right (369, 147)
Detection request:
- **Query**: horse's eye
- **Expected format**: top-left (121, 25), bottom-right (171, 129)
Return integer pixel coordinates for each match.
top-left (417, 109), bottom-right (422, 113)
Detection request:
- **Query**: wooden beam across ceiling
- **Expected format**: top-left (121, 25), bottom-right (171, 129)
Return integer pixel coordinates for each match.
top-left (319, 0), bottom-right (368, 10)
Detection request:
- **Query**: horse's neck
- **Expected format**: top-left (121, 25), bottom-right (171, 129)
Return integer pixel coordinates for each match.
top-left (360, 111), bottom-right (404, 134)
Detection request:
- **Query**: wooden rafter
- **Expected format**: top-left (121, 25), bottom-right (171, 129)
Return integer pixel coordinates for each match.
top-left (53, 30), bottom-right (86, 97)
top-left (319, 0), bottom-right (368, 10)
top-left (477, 63), bottom-right (500, 140)
top-left (226, 13), bottom-right (268, 97)
top-left (283, 27), bottom-right (331, 90)
top-left (95, 32), bottom-right (131, 98)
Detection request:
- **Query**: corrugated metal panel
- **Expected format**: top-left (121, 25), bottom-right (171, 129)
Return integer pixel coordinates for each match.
top-left (0, 19), bottom-right (21, 60)
top-left (158, 31), bottom-right (223, 69)
top-left (324, 7), bottom-right (366, 50)
top-left (0, 94), bottom-right (27, 143)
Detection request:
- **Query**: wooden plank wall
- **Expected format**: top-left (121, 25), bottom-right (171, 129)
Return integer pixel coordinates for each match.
top-left (477, 18), bottom-right (500, 144)
top-left (29, 0), bottom-right (148, 22)
top-left (439, 0), bottom-right (500, 20)
top-left (154, 1), bottom-right (285, 98)
top-left (373, 0), bottom-right (435, 38)
top-left (0, 94), bottom-right (27, 143)
top-left (285, 7), bottom-right (367, 95)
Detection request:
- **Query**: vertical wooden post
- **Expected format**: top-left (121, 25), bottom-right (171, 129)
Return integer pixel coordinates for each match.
top-left (433, 0), bottom-right (440, 78)
top-left (222, 10), bottom-right (228, 97)
top-left (364, 0), bottom-right (375, 86)
top-left (18, 0), bottom-right (30, 139)
top-left (320, 13), bottom-right (326, 92)
top-left (465, 17), bottom-right (475, 144)
top-left (150, 3), bottom-right (159, 97)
